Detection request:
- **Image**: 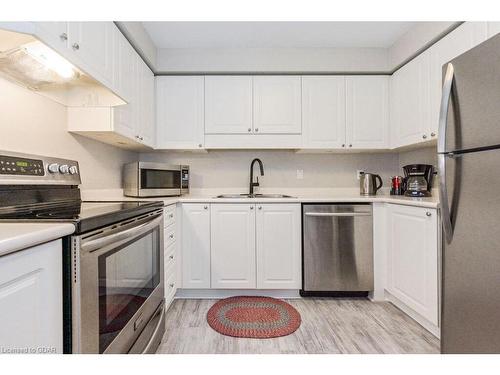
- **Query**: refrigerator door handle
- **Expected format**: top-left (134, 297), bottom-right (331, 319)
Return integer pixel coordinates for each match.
top-left (438, 63), bottom-right (454, 154)
top-left (439, 153), bottom-right (454, 243)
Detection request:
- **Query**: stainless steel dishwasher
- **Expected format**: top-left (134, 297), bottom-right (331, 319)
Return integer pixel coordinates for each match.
top-left (301, 204), bottom-right (373, 296)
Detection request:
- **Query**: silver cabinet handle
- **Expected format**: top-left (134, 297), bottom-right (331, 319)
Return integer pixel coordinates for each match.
top-left (169, 283), bottom-right (175, 288)
top-left (438, 63), bottom-right (455, 244)
top-left (169, 234), bottom-right (174, 239)
top-left (255, 128), bottom-right (259, 132)
top-left (431, 132), bottom-right (436, 137)
top-left (169, 255), bottom-right (174, 260)
top-left (422, 134), bottom-right (427, 139)
top-left (250, 206), bottom-right (254, 210)
top-left (72, 43), bottom-right (80, 50)
top-left (258, 206), bottom-right (262, 210)
top-left (169, 213), bottom-right (174, 218)
top-left (248, 128), bottom-right (251, 132)
top-left (198, 144), bottom-right (203, 148)
top-left (349, 144), bottom-right (352, 148)
top-left (305, 212), bottom-right (371, 217)
top-left (426, 212), bottom-right (432, 217)
top-left (342, 144), bottom-right (345, 147)
top-left (203, 205), bottom-right (208, 210)
top-left (60, 33), bottom-right (68, 41)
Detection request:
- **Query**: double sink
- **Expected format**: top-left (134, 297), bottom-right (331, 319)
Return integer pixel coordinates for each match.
top-left (215, 194), bottom-right (294, 199)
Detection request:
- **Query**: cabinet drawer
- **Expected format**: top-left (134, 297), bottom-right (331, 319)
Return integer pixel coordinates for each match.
top-left (164, 205), bottom-right (176, 228)
top-left (165, 226), bottom-right (176, 248)
top-left (165, 271), bottom-right (177, 307)
top-left (165, 242), bottom-right (176, 271)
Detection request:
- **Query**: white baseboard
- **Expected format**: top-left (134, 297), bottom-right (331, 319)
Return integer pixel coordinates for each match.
top-left (385, 290), bottom-right (440, 338)
top-left (175, 289), bottom-right (301, 299)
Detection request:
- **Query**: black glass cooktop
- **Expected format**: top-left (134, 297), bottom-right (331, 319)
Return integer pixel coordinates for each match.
top-left (0, 199), bottom-right (164, 234)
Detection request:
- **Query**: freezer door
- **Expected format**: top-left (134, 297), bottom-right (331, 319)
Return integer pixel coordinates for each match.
top-left (440, 34), bottom-right (500, 153)
top-left (302, 204), bottom-right (373, 292)
top-left (440, 149), bottom-right (500, 353)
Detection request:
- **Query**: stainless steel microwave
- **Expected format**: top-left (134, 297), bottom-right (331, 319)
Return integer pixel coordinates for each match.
top-left (123, 162), bottom-right (189, 197)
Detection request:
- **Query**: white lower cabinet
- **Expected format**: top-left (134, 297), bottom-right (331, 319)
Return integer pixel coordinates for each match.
top-left (181, 204), bottom-right (211, 288)
top-left (0, 240), bottom-right (63, 353)
top-left (386, 204), bottom-right (439, 327)
top-left (210, 204), bottom-right (256, 289)
top-left (164, 204), bottom-right (177, 307)
top-left (256, 204), bottom-right (301, 289)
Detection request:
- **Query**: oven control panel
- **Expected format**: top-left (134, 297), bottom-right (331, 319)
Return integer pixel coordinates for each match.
top-left (0, 151), bottom-right (81, 185)
top-left (0, 155), bottom-right (44, 176)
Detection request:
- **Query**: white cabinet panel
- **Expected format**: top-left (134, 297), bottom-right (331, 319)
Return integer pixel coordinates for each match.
top-left (428, 22), bottom-right (487, 136)
top-left (346, 76), bottom-right (389, 149)
top-left (68, 22), bottom-right (114, 87)
top-left (156, 76), bottom-right (205, 149)
top-left (0, 240), bottom-right (63, 353)
top-left (301, 76), bottom-right (346, 149)
top-left (390, 52), bottom-right (430, 148)
top-left (205, 76), bottom-right (253, 134)
top-left (138, 59), bottom-right (155, 147)
top-left (488, 22), bottom-right (500, 38)
top-left (386, 205), bottom-right (438, 325)
top-left (181, 204), bottom-right (211, 289)
top-left (211, 204), bottom-right (256, 289)
top-left (256, 204), bottom-right (301, 289)
top-left (253, 76), bottom-right (301, 134)
top-left (34, 22), bottom-right (69, 52)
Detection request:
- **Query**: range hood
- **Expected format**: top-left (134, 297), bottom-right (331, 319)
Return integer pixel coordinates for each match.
top-left (0, 28), bottom-right (124, 107)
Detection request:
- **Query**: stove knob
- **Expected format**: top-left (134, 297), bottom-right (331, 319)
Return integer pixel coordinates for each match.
top-left (47, 163), bottom-right (59, 173)
top-left (69, 166), bottom-right (78, 175)
top-left (59, 164), bottom-right (69, 174)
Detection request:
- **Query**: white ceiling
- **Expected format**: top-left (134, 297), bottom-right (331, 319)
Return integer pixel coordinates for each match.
top-left (142, 22), bottom-right (417, 49)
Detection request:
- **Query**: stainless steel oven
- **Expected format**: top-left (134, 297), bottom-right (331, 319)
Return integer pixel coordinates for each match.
top-left (71, 208), bottom-right (165, 354)
top-left (123, 162), bottom-right (189, 198)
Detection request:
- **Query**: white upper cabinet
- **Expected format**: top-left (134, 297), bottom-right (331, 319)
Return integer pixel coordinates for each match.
top-left (67, 22), bottom-right (114, 87)
top-left (253, 76), bottom-right (302, 134)
top-left (256, 204), bottom-right (301, 289)
top-left (488, 22), bottom-right (500, 38)
top-left (301, 76), bottom-right (346, 149)
top-left (33, 22), bottom-right (69, 51)
top-left (427, 22), bottom-right (487, 135)
top-left (390, 51), bottom-right (431, 148)
top-left (205, 76), bottom-right (253, 134)
top-left (386, 204), bottom-right (439, 326)
top-left (156, 76), bottom-right (205, 150)
top-left (210, 204), bottom-right (256, 289)
top-left (181, 204), bottom-right (211, 289)
top-left (138, 59), bottom-right (155, 147)
top-left (346, 76), bottom-right (389, 149)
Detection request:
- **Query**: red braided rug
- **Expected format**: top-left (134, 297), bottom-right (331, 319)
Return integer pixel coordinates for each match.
top-left (207, 296), bottom-right (301, 338)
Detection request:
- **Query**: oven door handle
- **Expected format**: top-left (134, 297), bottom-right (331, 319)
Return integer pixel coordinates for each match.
top-left (81, 214), bottom-right (162, 252)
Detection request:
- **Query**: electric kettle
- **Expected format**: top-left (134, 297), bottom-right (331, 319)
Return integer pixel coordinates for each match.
top-left (359, 172), bottom-right (383, 196)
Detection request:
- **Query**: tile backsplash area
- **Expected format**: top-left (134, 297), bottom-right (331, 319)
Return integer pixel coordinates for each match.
top-left (140, 150), bottom-right (400, 191)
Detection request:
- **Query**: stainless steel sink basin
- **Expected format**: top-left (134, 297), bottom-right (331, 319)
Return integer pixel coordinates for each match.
top-left (214, 194), bottom-right (294, 198)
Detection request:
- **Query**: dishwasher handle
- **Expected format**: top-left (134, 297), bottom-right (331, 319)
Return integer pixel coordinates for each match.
top-left (305, 212), bottom-right (372, 217)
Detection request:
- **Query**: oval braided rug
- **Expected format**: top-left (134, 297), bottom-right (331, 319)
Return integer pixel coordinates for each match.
top-left (207, 296), bottom-right (301, 338)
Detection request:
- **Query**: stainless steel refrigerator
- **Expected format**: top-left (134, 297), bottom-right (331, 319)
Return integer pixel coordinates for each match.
top-left (438, 33), bottom-right (500, 353)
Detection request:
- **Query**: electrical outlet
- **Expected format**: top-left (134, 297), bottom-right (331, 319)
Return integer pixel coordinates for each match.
top-left (356, 169), bottom-right (365, 180)
top-left (296, 169), bottom-right (304, 180)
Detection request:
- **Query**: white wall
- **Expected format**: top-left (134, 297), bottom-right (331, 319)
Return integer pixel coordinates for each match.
top-left (0, 77), bottom-right (137, 190)
top-left (156, 47), bottom-right (390, 73)
top-left (139, 150), bottom-right (399, 191)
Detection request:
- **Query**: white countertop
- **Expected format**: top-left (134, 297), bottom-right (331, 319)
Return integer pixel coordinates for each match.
top-left (81, 188), bottom-right (439, 209)
top-left (0, 223), bottom-right (75, 257)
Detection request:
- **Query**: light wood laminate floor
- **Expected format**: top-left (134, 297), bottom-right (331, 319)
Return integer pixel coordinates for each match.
top-left (156, 298), bottom-right (440, 354)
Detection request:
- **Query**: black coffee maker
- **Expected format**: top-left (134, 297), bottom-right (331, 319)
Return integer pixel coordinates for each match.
top-left (403, 164), bottom-right (435, 197)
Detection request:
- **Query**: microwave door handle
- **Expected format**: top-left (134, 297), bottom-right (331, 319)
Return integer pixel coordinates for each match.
top-left (81, 214), bottom-right (162, 252)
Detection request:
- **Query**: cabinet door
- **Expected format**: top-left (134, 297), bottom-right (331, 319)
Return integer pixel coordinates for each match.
top-left (34, 22), bottom-right (69, 52)
top-left (488, 22), bottom-right (500, 38)
top-left (205, 76), bottom-right (253, 134)
top-left (211, 204), bottom-right (256, 289)
top-left (428, 22), bottom-right (487, 137)
top-left (346, 76), bottom-right (389, 149)
top-left (390, 52), bottom-right (430, 148)
top-left (181, 204), bottom-right (211, 289)
top-left (113, 31), bottom-right (137, 139)
top-left (138, 59), bottom-right (155, 147)
top-left (386, 205), bottom-right (438, 325)
top-left (0, 240), bottom-right (63, 353)
top-left (301, 76), bottom-right (346, 149)
top-left (256, 204), bottom-right (301, 289)
top-left (156, 76), bottom-right (205, 149)
top-left (253, 76), bottom-right (301, 134)
top-left (68, 22), bottom-right (114, 87)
